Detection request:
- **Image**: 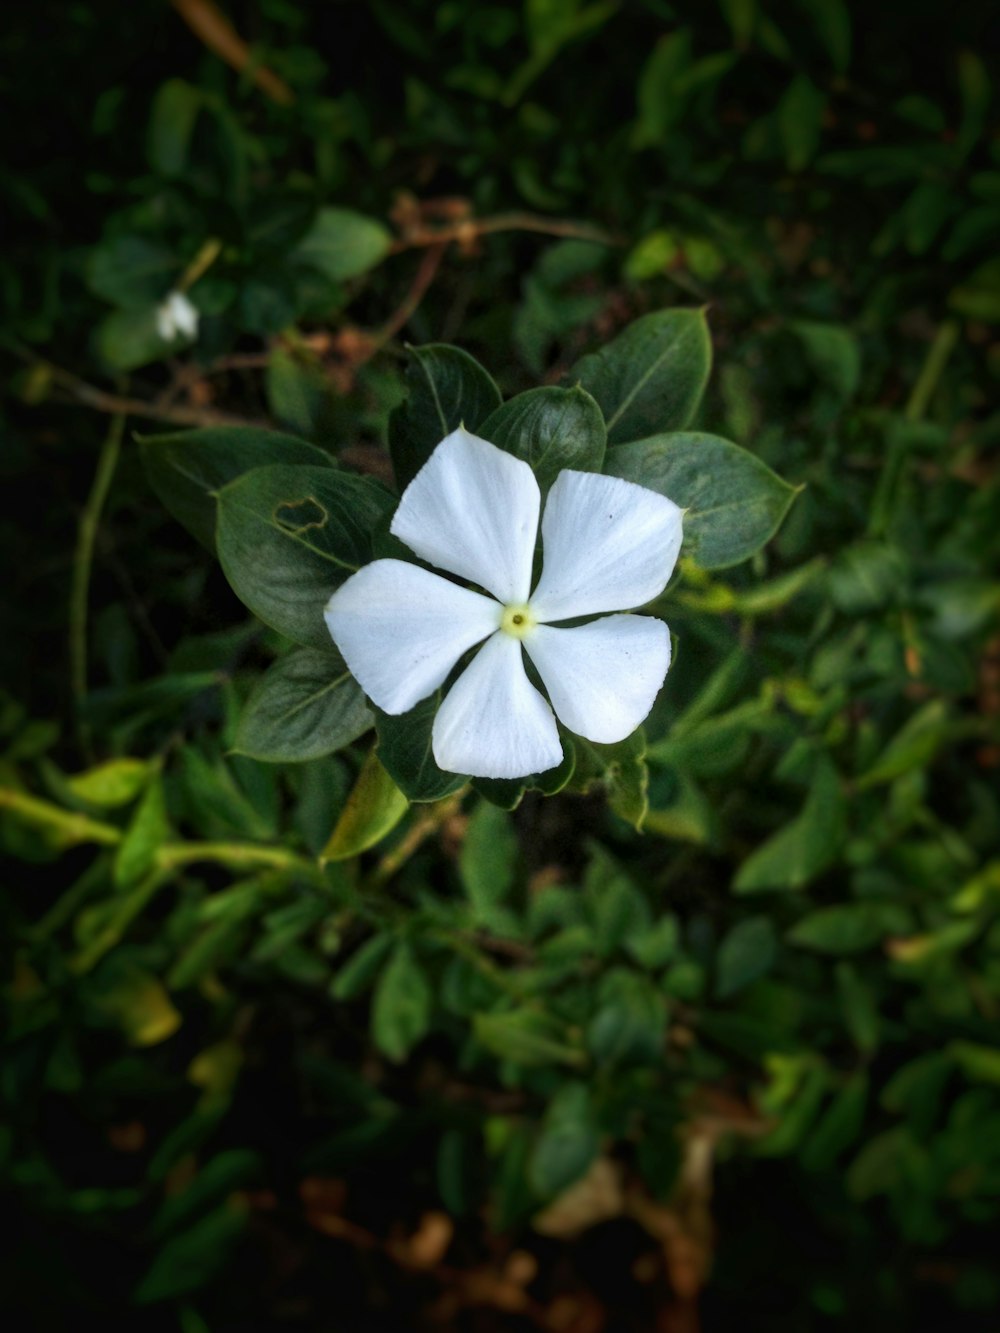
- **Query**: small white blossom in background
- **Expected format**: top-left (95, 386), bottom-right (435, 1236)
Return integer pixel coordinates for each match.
top-left (155, 290), bottom-right (199, 343)
top-left (325, 429), bottom-right (683, 779)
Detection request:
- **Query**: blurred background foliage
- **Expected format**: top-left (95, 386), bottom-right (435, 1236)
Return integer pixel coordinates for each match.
top-left (2, 0), bottom-right (1000, 1329)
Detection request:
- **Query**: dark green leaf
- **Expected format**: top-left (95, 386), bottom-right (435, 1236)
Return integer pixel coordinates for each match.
top-left (372, 942), bottom-right (432, 1062)
top-left (606, 432), bottom-right (799, 569)
top-left (216, 464), bottom-right (393, 646)
top-left (459, 801), bottom-right (520, 928)
top-left (87, 236), bottom-right (179, 309)
top-left (715, 917), bottom-right (777, 998)
top-left (572, 307), bottom-right (711, 444)
top-left (140, 426), bottom-right (332, 551)
top-left (788, 902), bottom-right (911, 954)
top-left (734, 757), bottom-right (844, 893)
top-left (134, 1200), bottom-right (248, 1303)
top-left (233, 646), bottom-right (372, 763)
top-left (292, 207), bottom-right (393, 281)
top-left (389, 343), bottom-right (503, 490)
top-left (321, 750), bottom-right (409, 861)
top-left (113, 774), bottom-right (169, 890)
top-left (480, 385), bottom-right (606, 491)
top-left (528, 1083), bottom-right (600, 1198)
top-left (375, 696), bottom-right (467, 803)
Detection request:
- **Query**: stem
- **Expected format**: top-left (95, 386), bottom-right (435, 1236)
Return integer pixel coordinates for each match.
top-left (367, 789), bottom-right (467, 891)
top-left (390, 211), bottom-right (619, 252)
top-left (171, 0), bottom-right (295, 105)
top-left (178, 237), bottom-right (223, 293)
top-left (0, 786), bottom-right (121, 846)
top-left (904, 319), bottom-right (959, 423)
top-left (156, 840), bottom-right (325, 880)
top-left (70, 413), bottom-right (125, 737)
top-left (70, 870), bottom-right (170, 973)
top-left (869, 319), bottom-right (960, 538)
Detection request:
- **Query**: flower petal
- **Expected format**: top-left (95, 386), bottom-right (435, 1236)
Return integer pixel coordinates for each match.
top-left (390, 427), bottom-right (540, 604)
top-left (324, 559), bottom-right (501, 715)
top-left (530, 470), bottom-right (683, 621)
top-left (432, 633), bottom-right (563, 778)
top-left (524, 614), bottom-right (671, 744)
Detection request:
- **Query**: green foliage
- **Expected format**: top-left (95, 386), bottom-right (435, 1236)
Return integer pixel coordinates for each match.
top-left (216, 465), bottom-right (393, 645)
top-left (573, 307), bottom-right (712, 445)
top-left (3, 1), bottom-right (1000, 1328)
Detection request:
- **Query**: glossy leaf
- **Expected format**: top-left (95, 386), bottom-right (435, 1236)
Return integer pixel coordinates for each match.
top-left (141, 426), bottom-right (332, 550)
top-left (321, 750), bottom-right (409, 861)
top-left (389, 343), bottom-right (502, 490)
top-left (216, 464), bottom-right (394, 646)
top-left (733, 757), bottom-right (844, 893)
top-left (480, 385), bottom-right (606, 491)
top-left (607, 432), bottom-right (799, 569)
top-left (372, 942), bottom-right (432, 1062)
top-left (234, 647), bottom-right (372, 763)
top-left (375, 696), bottom-right (467, 803)
top-left (572, 307), bottom-right (711, 444)
top-left (292, 207), bottom-right (392, 281)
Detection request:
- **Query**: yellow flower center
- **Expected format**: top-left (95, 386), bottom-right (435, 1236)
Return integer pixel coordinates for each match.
top-left (500, 603), bottom-right (537, 639)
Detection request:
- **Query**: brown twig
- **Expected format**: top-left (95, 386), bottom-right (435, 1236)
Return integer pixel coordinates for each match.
top-left (171, 0), bottom-right (295, 105)
top-left (375, 243), bottom-right (449, 346)
top-left (390, 211), bottom-right (620, 253)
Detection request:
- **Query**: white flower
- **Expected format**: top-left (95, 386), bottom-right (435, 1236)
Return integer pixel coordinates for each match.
top-left (155, 290), bottom-right (199, 342)
top-left (324, 428), bottom-right (683, 780)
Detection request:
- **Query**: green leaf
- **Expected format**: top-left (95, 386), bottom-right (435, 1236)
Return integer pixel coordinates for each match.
top-left (827, 541), bottom-right (906, 613)
top-left (321, 750), bottom-right (409, 861)
top-left (140, 426), bottom-right (332, 551)
top-left (371, 942), bottom-right (432, 1062)
top-left (134, 1199), bottom-right (248, 1303)
top-left (459, 801), bottom-right (520, 928)
top-left (216, 464), bottom-right (393, 646)
top-left (473, 1009), bottom-right (585, 1068)
top-left (96, 962), bottom-right (182, 1047)
top-left (949, 256), bottom-right (1000, 323)
top-left (956, 50), bottom-right (990, 161)
top-left (233, 647), bottom-right (372, 763)
top-left (266, 347), bottom-right (333, 439)
top-left (632, 30), bottom-right (693, 148)
top-left (714, 917), bottom-right (777, 998)
top-left (86, 235), bottom-right (178, 309)
top-left (778, 74), bottom-right (826, 171)
top-left (528, 1083), bottom-right (601, 1199)
top-left (587, 969), bottom-right (667, 1065)
top-left (375, 696), bottom-right (467, 803)
top-left (389, 343), bottom-right (502, 490)
top-left (570, 732), bottom-right (648, 830)
top-left (801, 1075), bottom-right (868, 1173)
top-left (733, 757), bottom-right (844, 893)
top-left (114, 774), bottom-right (169, 889)
top-left (148, 79), bottom-right (202, 176)
top-left (798, 0), bottom-right (852, 74)
top-left (787, 902), bottom-right (910, 954)
top-left (149, 1149), bottom-right (261, 1240)
top-left (330, 933), bottom-right (395, 1001)
top-left (66, 758), bottom-right (150, 807)
top-left (606, 432), bottom-right (799, 569)
top-left (836, 962), bottom-right (880, 1054)
top-left (292, 207), bottom-right (392, 281)
top-left (572, 307), bottom-right (711, 445)
top-left (856, 700), bottom-right (951, 790)
top-left (94, 305), bottom-right (194, 372)
top-left (479, 385), bottom-right (606, 491)
top-left (790, 321), bottom-right (860, 400)
top-left (947, 1040), bottom-right (1000, 1087)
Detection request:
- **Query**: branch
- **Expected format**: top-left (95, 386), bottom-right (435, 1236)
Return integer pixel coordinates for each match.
top-left (171, 0), bottom-right (294, 105)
